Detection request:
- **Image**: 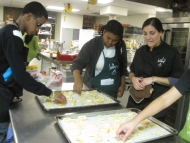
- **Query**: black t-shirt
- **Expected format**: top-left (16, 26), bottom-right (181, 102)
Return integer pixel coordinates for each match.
top-left (175, 69), bottom-right (190, 95)
top-left (0, 24), bottom-right (51, 96)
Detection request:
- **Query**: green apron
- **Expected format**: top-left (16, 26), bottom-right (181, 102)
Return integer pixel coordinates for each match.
top-left (90, 51), bottom-right (121, 98)
top-left (179, 102), bottom-right (190, 142)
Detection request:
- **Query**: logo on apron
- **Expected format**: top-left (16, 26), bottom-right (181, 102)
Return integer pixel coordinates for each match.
top-left (157, 57), bottom-right (166, 67)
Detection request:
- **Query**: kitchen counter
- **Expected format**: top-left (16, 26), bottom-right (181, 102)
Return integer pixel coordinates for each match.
top-left (39, 52), bottom-right (73, 65)
top-left (38, 52), bottom-right (73, 75)
top-left (9, 83), bottom-right (188, 143)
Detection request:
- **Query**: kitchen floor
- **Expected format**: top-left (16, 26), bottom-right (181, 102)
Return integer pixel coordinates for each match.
top-left (117, 89), bottom-right (130, 107)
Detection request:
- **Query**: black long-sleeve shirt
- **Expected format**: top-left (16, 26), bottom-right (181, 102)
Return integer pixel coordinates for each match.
top-left (71, 36), bottom-right (127, 87)
top-left (0, 24), bottom-right (51, 96)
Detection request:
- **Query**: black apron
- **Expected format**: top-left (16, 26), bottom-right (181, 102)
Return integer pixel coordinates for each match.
top-left (90, 51), bottom-right (120, 98)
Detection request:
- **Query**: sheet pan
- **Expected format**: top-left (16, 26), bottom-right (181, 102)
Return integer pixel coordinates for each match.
top-left (36, 89), bottom-right (119, 112)
top-left (56, 108), bottom-right (178, 143)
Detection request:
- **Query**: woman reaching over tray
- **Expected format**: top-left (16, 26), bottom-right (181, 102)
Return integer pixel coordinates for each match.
top-left (117, 69), bottom-right (190, 142)
top-left (126, 17), bottom-right (184, 122)
top-left (71, 20), bottom-right (127, 98)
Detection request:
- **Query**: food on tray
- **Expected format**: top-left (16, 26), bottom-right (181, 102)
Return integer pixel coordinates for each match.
top-left (94, 136), bottom-right (102, 142)
top-left (78, 115), bottom-right (87, 121)
top-left (148, 122), bottom-right (158, 128)
top-left (99, 128), bottom-right (110, 134)
top-left (129, 131), bottom-right (136, 137)
top-left (63, 117), bottom-right (71, 123)
top-left (38, 90), bottom-right (116, 110)
top-left (127, 111), bottom-right (134, 116)
top-left (58, 103), bottom-right (65, 108)
top-left (140, 119), bottom-right (149, 125)
top-left (137, 126), bottom-right (145, 132)
top-left (96, 115), bottom-right (106, 121)
top-left (71, 100), bottom-right (76, 106)
top-left (58, 111), bottom-right (171, 143)
top-left (45, 102), bottom-right (53, 107)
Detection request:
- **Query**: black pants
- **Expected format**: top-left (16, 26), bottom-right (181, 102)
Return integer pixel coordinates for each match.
top-left (0, 85), bottom-right (14, 123)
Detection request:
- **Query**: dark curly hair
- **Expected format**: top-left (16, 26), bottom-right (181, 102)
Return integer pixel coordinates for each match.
top-left (99, 20), bottom-right (124, 40)
top-left (22, 1), bottom-right (48, 20)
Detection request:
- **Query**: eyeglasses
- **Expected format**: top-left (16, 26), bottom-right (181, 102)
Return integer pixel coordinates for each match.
top-left (32, 14), bottom-right (42, 27)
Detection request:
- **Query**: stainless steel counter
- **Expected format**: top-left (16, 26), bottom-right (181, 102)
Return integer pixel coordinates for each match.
top-left (38, 52), bottom-right (73, 65)
top-left (9, 83), bottom-right (189, 143)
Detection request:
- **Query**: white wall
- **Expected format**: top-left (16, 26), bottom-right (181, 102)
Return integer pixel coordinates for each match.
top-left (96, 14), bottom-right (156, 27)
top-left (55, 13), bottom-right (156, 41)
top-left (58, 13), bottom-right (83, 42)
top-left (55, 12), bottom-right (62, 41)
top-left (0, 7), bottom-right (3, 21)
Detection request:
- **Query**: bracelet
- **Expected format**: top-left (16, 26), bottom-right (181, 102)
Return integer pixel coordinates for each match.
top-left (152, 76), bottom-right (154, 85)
top-left (51, 91), bottom-right (55, 99)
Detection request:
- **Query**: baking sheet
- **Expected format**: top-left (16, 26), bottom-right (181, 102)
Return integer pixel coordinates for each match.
top-left (36, 89), bottom-right (119, 112)
top-left (56, 108), bottom-right (178, 143)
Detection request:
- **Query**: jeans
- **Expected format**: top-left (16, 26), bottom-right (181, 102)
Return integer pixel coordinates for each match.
top-left (0, 122), bottom-right (9, 143)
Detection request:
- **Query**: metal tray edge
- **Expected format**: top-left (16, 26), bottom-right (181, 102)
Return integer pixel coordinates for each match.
top-left (55, 108), bottom-right (178, 143)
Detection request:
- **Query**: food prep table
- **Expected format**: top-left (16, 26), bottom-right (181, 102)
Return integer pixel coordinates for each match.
top-left (9, 83), bottom-right (189, 143)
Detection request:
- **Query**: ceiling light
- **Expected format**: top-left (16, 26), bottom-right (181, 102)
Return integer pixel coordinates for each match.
top-left (46, 6), bottom-right (80, 12)
top-left (98, 0), bottom-right (114, 4)
top-left (82, 0), bottom-right (114, 4)
top-left (155, 7), bottom-right (172, 12)
top-left (72, 9), bottom-right (80, 12)
top-left (46, 6), bottom-right (64, 11)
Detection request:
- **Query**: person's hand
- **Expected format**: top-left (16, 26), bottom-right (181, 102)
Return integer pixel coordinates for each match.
top-left (51, 91), bottom-right (67, 104)
top-left (73, 77), bottom-right (83, 95)
top-left (117, 86), bottom-right (125, 98)
top-left (141, 77), bottom-right (153, 86)
top-left (131, 76), bottom-right (145, 90)
top-left (116, 120), bottom-right (137, 141)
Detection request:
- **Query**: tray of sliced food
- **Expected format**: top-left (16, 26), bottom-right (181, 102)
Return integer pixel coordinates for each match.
top-left (36, 89), bottom-right (119, 112)
top-left (56, 108), bottom-right (178, 143)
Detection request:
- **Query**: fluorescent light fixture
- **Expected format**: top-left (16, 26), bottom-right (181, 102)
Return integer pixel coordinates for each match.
top-left (155, 7), bottom-right (172, 12)
top-left (82, 0), bottom-right (114, 4)
top-left (46, 6), bottom-right (64, 11)
top-left (72, 9), bottom-right (80, 12)
top-left (46, 6), bottom-right (80, 12)
top-left (98, 0), bottom-right (114, 4)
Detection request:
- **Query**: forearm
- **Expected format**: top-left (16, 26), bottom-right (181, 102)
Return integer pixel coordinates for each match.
top-left (153, 76), bottom-right (170, 86)
top-left (120, 75), bottom-right (125, 88)
top-left (132, 86), bottom-right (182, 124)
top-left (73, 70), bottom-right (82, 81)
top-left (129, 73), bottom-right (135, 82)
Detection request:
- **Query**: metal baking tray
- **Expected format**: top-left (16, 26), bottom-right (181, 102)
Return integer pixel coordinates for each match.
top-left (56, 108), bottom-right (178, 143)
top-left (36, 89), bottom-right (120, 112)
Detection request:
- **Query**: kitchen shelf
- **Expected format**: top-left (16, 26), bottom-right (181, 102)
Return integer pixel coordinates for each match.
top-left (38, 24), bottom-right (52, 49)
top-left (83, 15), bottom-right (94, 29)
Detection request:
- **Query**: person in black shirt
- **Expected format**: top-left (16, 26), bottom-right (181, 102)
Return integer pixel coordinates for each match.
top-left (117, 69), bottom-right (190, 142)
top-left (127, 17), bottom-right (184, 122)
top-left (0, 2), bottom-right (66, 143)
top-left (71, 20), bottom-right (127, 98)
